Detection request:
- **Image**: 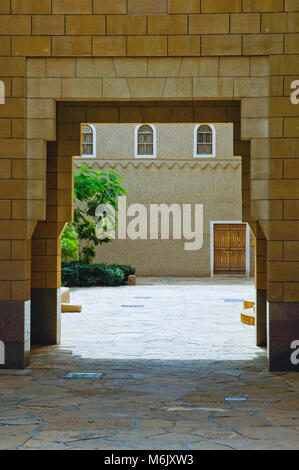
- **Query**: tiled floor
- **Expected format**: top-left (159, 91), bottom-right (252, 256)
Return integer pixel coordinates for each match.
top-left (62, 276), bottom-right (259, 361)
top-left (0, 277), bottom-right (298, 450)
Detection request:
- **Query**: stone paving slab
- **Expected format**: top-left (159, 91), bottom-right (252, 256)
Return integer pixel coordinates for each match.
top-left (0, 277), bottom-right (298, 450)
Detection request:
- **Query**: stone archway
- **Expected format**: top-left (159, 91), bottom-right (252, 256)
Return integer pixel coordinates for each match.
top-left (3, 55), bottom-right (278, 369)
top-left (30, 81), bottom-right (267, 363)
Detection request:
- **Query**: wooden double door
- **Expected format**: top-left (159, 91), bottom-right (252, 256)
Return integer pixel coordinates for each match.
top-left (214, 223), bottom-right (246, 274)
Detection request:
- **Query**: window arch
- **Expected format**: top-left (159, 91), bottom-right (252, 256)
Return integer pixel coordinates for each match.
top-left (135, 124), bottom-right (157, 158)
top-left (194, 124), bottom-right (216, 158)
top-left (81, 124), bottom-right (96, 158)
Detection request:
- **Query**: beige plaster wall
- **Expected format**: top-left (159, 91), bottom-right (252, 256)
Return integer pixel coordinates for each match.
top-left (75, 158), bottom-right (250, 277)
top-left (89, 123), bottom-right (234, 159)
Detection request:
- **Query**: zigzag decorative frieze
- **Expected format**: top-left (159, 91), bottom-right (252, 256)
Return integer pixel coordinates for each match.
top-left (75, 159), bottom-right (241, 171)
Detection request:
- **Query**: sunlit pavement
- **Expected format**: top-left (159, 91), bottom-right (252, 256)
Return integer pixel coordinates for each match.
top-left (63, 276), bottom-right (260, 361)
top-left (0, 277), bottom-right (299, 450)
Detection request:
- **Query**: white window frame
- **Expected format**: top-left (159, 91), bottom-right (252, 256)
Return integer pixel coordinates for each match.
top-left (81, 124), bottom-right (96, 158)
top-left (134, 124), bottom-right (157, 159)
top-left (194, 124), bottom-right (216, 158)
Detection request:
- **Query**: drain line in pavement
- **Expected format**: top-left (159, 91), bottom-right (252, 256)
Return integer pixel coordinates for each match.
top-left (64, 373), bottom-right (103, 379)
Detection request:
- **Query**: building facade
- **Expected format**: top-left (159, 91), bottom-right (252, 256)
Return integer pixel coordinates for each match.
top-left (76, 123), bottom-right (254, 277)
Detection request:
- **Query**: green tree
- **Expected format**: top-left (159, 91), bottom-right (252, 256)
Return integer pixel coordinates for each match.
top-left (61, 223), bottom-right (79, 262)
top-left (61, 164), bottom-right (127, 264)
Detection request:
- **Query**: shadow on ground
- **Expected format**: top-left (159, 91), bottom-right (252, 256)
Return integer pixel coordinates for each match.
top-left (0, 346), bottom-right (298, 450)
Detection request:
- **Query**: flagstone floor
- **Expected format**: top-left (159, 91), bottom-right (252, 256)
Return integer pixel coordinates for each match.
top-left (0, 277), bottom-right (299, 450)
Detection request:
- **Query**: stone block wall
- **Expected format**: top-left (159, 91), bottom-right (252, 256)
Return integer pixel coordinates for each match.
top-left (0, 0), bottom-right (297, 370)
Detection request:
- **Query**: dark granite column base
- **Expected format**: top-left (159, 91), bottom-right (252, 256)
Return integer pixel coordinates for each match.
top-left (0, 300), bottom-right (30, 369)
top-left (267, 302), bottom-right (299, 372)
top-left (31, 288), bottom-right (61, 345)
top-left (256, 289), bottom-right (267, 347)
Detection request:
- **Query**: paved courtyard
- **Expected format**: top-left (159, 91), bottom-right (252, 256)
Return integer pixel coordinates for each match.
top-left (63, 276), bottom-right (260, 361)
top-left (0, 277), bottom-right (299, 450)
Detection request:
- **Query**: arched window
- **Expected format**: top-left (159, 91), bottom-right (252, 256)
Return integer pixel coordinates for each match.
top-left (135, 124), bottom-right (156, 158)
top-left (81, 124), bottom-right (96, 157)
top-left (194, 124), bottom-right (216, 158)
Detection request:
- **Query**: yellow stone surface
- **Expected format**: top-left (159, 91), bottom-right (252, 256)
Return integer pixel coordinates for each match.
top-left (66, 15), bottom-right (106, 36)
top-left (168, 0), bottom-right (201, 14)
top-left (108, 15), bottom-right (147, 35)
top-left (128, 0), bottom-right (167, 14)
top-left (52, 0), bottom-right (92, 14)
top-left (190, 14), bottom-right (229, 34)
top-left (61, 303), bottom-right (82, 313)
top-left (32, 15), bottom-right (65, 35)
top-left (128, 36), bottom-right (167, 56)
top-left (241, 312), bottom-right (255, 326)
top-left (0, 3), bottom-right (297, 315)
top-left (202, 0), bottom-right (241, 13)
top-left (94, 0), bottom-right (127, 14)
top-left (168, 36), bottom-right (201, 56)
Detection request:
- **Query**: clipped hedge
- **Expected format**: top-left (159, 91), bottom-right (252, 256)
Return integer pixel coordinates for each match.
top-left (62, 262), bottom-right (135, 287)
top-left (109, 264), bottom-right (136, 282)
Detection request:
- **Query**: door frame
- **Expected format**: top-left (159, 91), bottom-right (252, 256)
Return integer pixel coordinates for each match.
top-left (210, 221), bottom-right (250, 277)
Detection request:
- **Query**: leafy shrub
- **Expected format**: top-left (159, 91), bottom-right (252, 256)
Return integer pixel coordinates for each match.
top-left (109, 264), bottom-right (135, 282)
top-left (61, 223), bottom-right (79, 262)
top-left (109, 267), bottom-right (126, 286)
top-left (62, 262), bottom-right (135, 287)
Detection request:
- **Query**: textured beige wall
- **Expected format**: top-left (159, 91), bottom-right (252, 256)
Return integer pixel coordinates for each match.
top-left (75, 158), bottom-right (250, 277)
top-left (90, 123), bottom-right (233, 159)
